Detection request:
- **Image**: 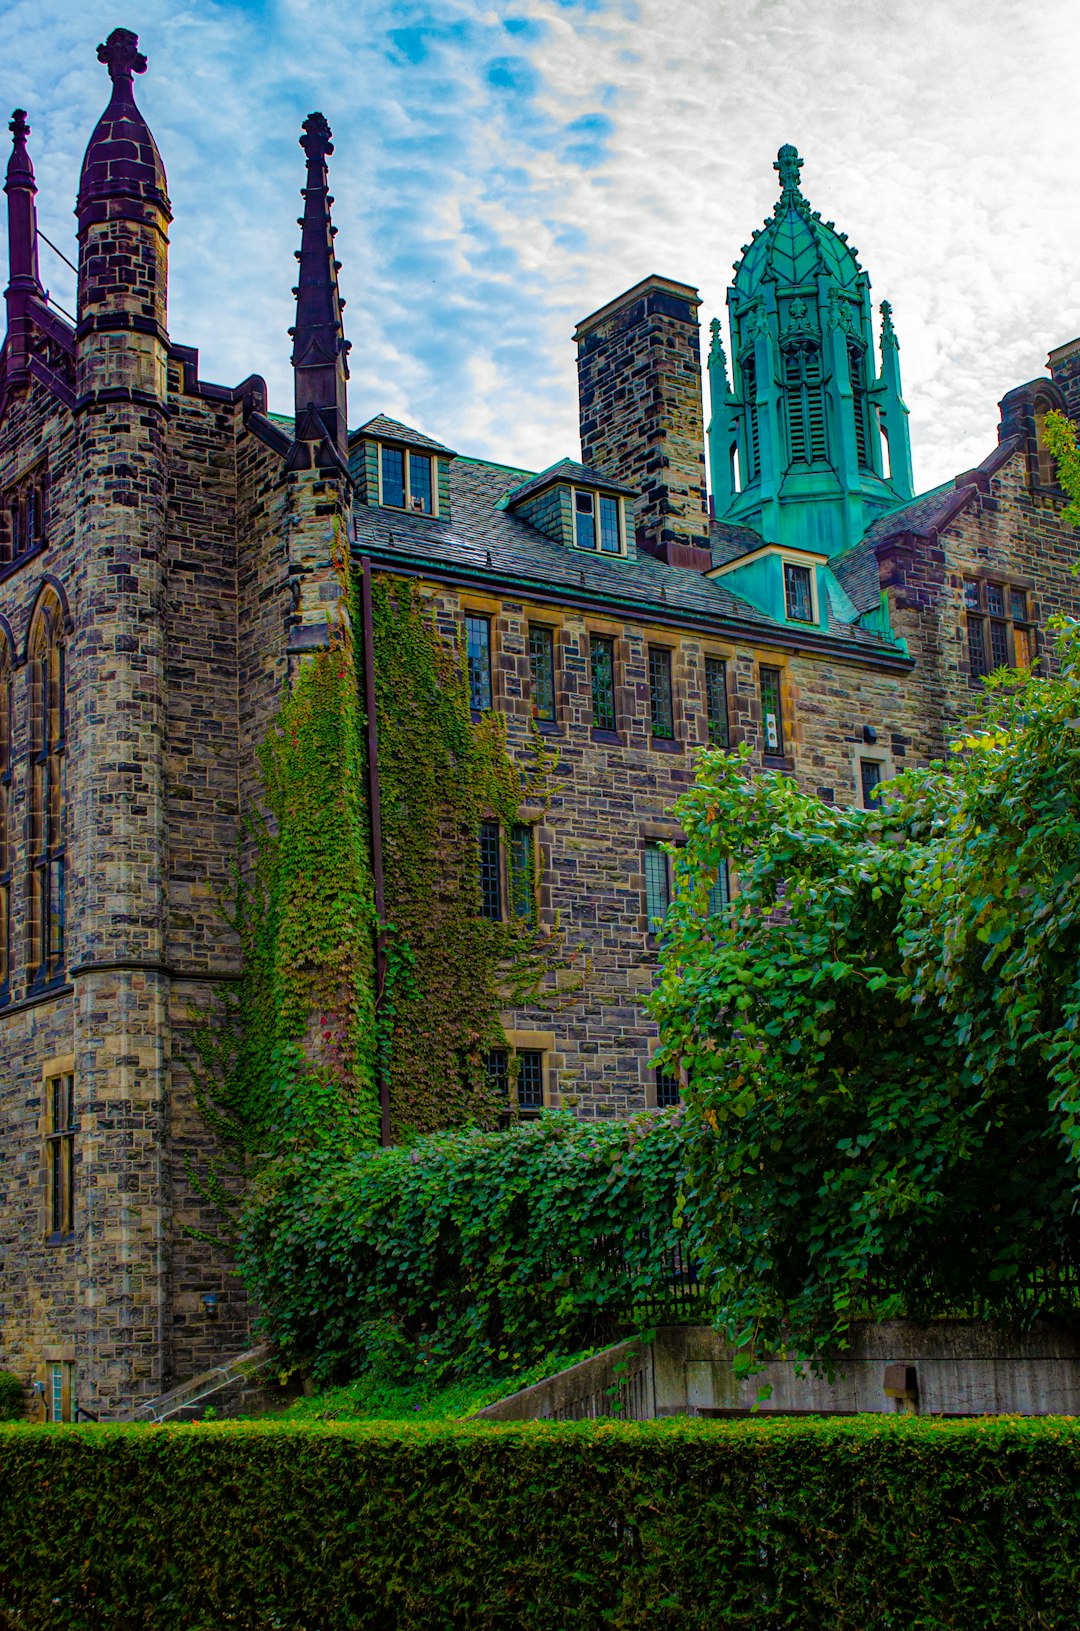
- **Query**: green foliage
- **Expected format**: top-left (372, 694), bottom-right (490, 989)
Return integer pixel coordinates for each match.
top-left (0, 1372), bottom-right (22, 1422)
top-left (3, 1416), bottom-right (1080, 1628)
top-left (240, 1110), bottom-right (686, 1384)
top-left (1043, 407), bottom-right (1080, 524)
top-left (656, 616), bottom-right (1080, 1362)
top-left (279, 1348), bottom-right (597, 1422)
top-left (371, 577), bottom-right (573, 1135)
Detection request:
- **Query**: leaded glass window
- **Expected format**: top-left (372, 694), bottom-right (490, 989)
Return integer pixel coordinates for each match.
top-left (860, 759), bottom-right (883, 810)
top-left (708, 860), bottom-right (730, 919)
top-left (517, 1050), bottom-right (544, 1115)
top-left (479, 820), bottom-right (501, 920)
top-left (509, 823), bottom-right (535, 927)
top-left (598, 495), bottom-right (621, 554)
top-left (704, 657), bottom-right (730, 748)
top-left (644, 841), bottom-right (670, 932)
top-left (590, 635), bottom-right (616, 732)
top-left (46, 1071), bottom-right (75, 1242)
top-left (380, 445), bottom-right (405, 509)
top-left (27, 592), bottom-right (65, 988)
top-left (465, 615), bottom-right (492, 711)
top-left (760, 666), bottom-right (785, 757)
top-left (528, 625), bottom-right (555, 722)
top-left (964, 580), bottom-right (1034, 677)
top-left (648, 646), bottom-right (674, 739)
top-left (655, 1068), bottom-right (680, 1109)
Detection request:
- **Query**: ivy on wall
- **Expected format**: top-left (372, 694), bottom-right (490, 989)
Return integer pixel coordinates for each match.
top-left (370, 576), bottom-right (568, 1136)
top-left (186, 554), bottom-right (577, 1239)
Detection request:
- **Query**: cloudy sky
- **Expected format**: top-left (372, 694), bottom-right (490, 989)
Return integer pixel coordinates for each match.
top-left (2, 0), bottom-right (1077, 492)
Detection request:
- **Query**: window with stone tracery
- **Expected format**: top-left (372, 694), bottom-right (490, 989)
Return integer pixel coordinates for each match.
top-left (0, 463), bottom-right (47, 570)
top-left (27, 592), bottom-right (65, 987)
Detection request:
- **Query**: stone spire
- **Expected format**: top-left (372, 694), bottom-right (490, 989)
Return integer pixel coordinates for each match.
top-left (77, 29), bottom-right (169, 221)
top-left (288, 111), bottom-right (350, 469)
top-left (4, 109), bottom-right (44, 393)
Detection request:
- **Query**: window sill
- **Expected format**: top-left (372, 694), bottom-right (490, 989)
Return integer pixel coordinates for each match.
top-left (0, 540), bottom-right (46, 587)
top-left (651, 736), bottom-right (682, 754)
top-left (591, 727), bottom-right (622, 745)
top-left (45, 1233), bottom-right (75, 1247)
top-left (763, 754), bottom-right (794, 773)
top-left (533, 718), bottom-right (561, 735)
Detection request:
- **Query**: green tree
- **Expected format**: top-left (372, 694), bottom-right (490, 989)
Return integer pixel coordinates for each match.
top-left (655, 455), bottom-right (1080, 1363)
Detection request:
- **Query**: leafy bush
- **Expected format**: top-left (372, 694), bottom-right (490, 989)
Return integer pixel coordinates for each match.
top-left (279, 1348), bottom-right (597, 1422)
top-left (241, 1110), bottom-right (686, 1383)
top-left (656, 610), bottom-right (1080, 1366)
top-left (2, 1416), bottom-right (1079, 1629)
top-left (0, 1372), bottom-right (22, 1422)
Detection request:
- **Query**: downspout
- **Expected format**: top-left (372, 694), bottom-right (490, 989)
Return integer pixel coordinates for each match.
top-left (359, 555), bottom-right (391, 1145)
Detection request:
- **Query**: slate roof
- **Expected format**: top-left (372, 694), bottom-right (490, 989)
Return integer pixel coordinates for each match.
top-left (505, 458), bottom-right (638, 506)
top-left (352, 454), bottom-right (910, 665)
top-left (353, 414), bottom-right (456, 456)
top-left (708, 515), bottom-right (768, 565)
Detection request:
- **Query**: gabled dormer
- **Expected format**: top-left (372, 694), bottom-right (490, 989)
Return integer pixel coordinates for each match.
top-left (501, 459), bottom-right (636, 557)
top-left (350, 414), bottom-right (455, 520)
top-left (707, 542), bottom-right (831, 631)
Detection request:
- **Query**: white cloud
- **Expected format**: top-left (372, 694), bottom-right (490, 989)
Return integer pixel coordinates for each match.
top-left (2, 0), bottom-right (1078, 490)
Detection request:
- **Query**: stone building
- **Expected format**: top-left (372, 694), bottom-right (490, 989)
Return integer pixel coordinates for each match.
top-left (0, 33), bottom-right (1077, 1417)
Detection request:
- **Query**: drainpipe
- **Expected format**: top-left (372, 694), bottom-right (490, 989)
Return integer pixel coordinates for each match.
top-left (359, 556), bottom-right (390, 1145)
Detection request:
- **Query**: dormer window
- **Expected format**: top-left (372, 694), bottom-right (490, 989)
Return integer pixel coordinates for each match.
top-left (783, 562), bottom-right (814, 622)
top-left (573, 488), bottom-right (624, 555)
top-left (379, 444), bottom-right (435, 515)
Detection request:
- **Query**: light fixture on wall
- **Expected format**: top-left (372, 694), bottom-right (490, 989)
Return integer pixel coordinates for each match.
top-left (201, 1292), bottom-right (219, 1320)
top-left (863, 724), bottom-right (878, 744)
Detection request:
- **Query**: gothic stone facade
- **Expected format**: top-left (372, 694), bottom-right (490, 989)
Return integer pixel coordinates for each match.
top-left (1, 35), bottom-right (1078, 1417)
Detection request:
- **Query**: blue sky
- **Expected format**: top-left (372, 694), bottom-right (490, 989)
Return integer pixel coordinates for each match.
top-left (2, 0), bottom-right (1079, 489)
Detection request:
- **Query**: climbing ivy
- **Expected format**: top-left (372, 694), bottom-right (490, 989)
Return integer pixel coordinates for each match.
top-left (370, 577), bottom-right (572, 1135)
top-left (185, 554), bottom-right (577, 1240)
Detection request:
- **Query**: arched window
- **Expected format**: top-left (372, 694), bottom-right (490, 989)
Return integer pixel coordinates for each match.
top-left (27, 592), bottom-right (65, 987)
top-left (0, 638), bottom-right (12, 997)
top-left (848, 341), bottom-right (872, 470)
top-left (784, 342), bottom-right (827, 465)
top-left (740, 355), bottom-right (761, 483)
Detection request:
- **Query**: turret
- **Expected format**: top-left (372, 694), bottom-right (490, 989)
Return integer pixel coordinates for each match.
top-left (288, 111), bottom-right (350, 470)
top-left (708, 145), bottom-right (913, 556)
top-left (3, 109), bottom-right (43, 393)
top-left (75, 26), bottom-right (170, 405)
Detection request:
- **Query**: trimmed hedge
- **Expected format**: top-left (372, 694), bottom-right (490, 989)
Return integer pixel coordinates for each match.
top-left (240, 1110), bottom-right (686, 1382)
top-left (2, 1416), bottom-right (1080, 1628)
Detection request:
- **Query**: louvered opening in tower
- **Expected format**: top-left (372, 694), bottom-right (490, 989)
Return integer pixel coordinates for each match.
top-left (741, 356), bottom-right (760, 484)
top-left (848, 341), bottom-right (870, 470)
top-left (784, 343), bottom-right (826, 465)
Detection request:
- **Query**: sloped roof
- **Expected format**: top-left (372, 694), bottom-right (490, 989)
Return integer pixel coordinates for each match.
top-left (353, 414), bottom-right (455, 456)
top-left (352, 455), bottom-right (910, 665)
top-left (505, 458), bottom-right (637, 506)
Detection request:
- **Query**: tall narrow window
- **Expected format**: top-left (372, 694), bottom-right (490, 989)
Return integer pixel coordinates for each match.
top-left (783, 563), bottom-right (814, 623)
top-left (590, 635), bottom-right (617, 732)
top-left (528, 624), bottom-right (556, 722)
top-left (704, 657), bottom-right (730, 748)
top-left (479, 820), bottom-right (502, 921)
top-left (648, 647), bottom-right (675, 740)
top-left (784, 343), bottom-right (827, 465)
top-left (407, 452), bottom-right (433, 514)
top-left (598, 495), bottom-right (621, 555)
top-left (46, 1071), bottom-right (75, 1243)
top-left (860, 760), bottom-right (883, 810)
top-left (708, 860), bottom-right (730, 919)
top-left (27, 593), bottom-right (65, 988)
top-left (760, 666), bottom-right (785, 757)
top-left (47, 1360), bottom-right (73, 1422)
top-left (485, 1048), bottom-right (509, 1105)
top-left (509, 823), bottom-right (535, 927)
top-left (644, 840), bottom-right (670, 933)
top-left (741, 356), bottom-right (760, 483)
top-left (574, 490), bottom-right (596, 550)
top-left (465, 615), bottom-right (492, 712)
top-left (517, 1050), bottom-right (545, 1117)
top-left (848, 341), bottom-right (871, 469)
top-left (967, 616), bottom-right (988, 678)
top-left (0, 642), bottom-right (11, 997)
top-left (380, 445), bottom-right (406, 509)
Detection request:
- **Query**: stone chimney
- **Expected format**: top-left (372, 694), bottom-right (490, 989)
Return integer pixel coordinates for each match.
top-left (574, 274), bottom-right (711, 569)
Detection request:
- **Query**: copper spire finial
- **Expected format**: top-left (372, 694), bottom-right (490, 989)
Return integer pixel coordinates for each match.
top-left (774, 143), bottom-right (804, 196)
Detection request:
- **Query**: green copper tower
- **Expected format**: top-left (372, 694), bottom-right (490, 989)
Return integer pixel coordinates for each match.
top-left (708, 145), bottom-right (914, 556)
